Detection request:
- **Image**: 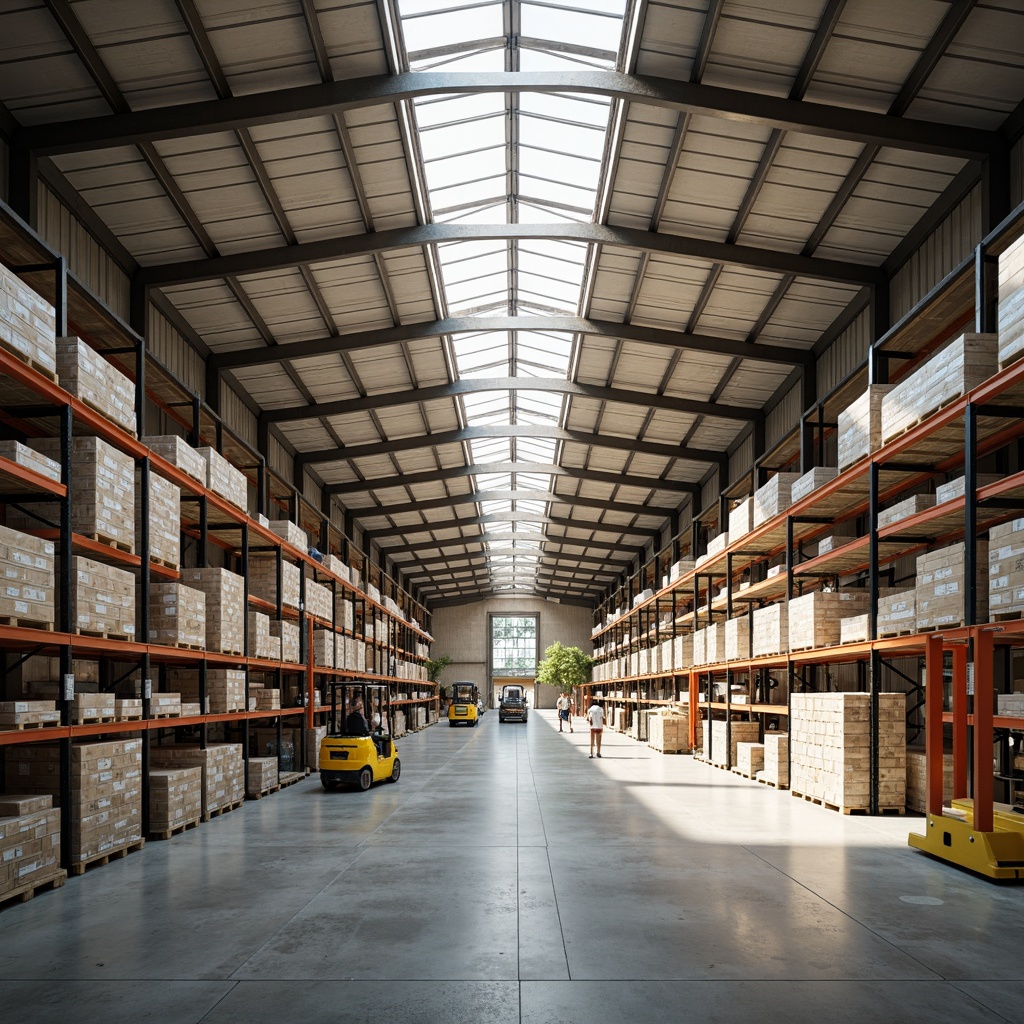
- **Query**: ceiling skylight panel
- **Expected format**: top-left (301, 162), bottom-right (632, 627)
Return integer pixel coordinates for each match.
top-left (519, 114), bottom-right (606, 161)
top-left (400, 1), bottom-right (503, 53)
top-left (516, 331), bottom-right (572, 373)
top-left (519, 92), bottom-right (610, 128)
top-left (518, 148), bottom-right (601, 192)
top-left (419, 117), bottom-right (506, 162)
top-left (482, 499), bottom-right (514, 515)
top-left (515, 500), bottom-right (548, 515)
top-left (520, 2), bottom-right (623, 52)
top-left (519, 176), bottom-right (603, 211)
top-left (517, 202), bottom-right (587, 224)
top-left (415, 93), bottom-right (504, 127)
top-left (476, 473), bottom-right (512, 489)
top-left (440, 246), bottom-right (506, 282)
top-left (515, 392), bottom-right (563, 422)
top-left (515, 474), bottom-right (552, 490)
top-left (517, 272), bottom-right (582, 311)
top-left (516, 437), bottom-right (558, 461)
top-left (463, 392), bottom-right (509, 423)
top-left (423, 145), bottom-right (505, 190)
top-left (468, 437), bottom-right (512, 462)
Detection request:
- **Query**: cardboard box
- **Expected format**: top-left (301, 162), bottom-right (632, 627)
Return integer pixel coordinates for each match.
top-left (142, 435), bottom-right (207, 484)
top-left (753, 472), bottom-right (801, 526)
top-left (753, 601), bottom-right (787, 656)
top-left (197, 447), bottom-right (247, 511)
top-left (837, 385), bottom-right (890, 470)
top-left (759, 732), bottom-right (789, 787)
top-left (144, 582), bottom-right (205, 648)
top-left (150, 744), bottom-right (245, 818)
top-left (788, 591), bottom-right (870, 650)
top-left (0, 439), bottom-right (60, 482)
top-left (56, 335), bottom-right (136, 436)
top-left (179, 567), bottom-right (245, 654)
top-left (0, 262), bottom-right (57, 377)
top-left (0, 524), bottom-right (55, 627)
top-left (148, 767), bottom-right (202, 832)
top-left (68, 555), bottom-right (135, 638)
top-left (998, 232), bottom-right (1024, 368)
top-left (136, 469), bottom-right (180, 567)
top-left (917, 541), bottom-right (988, 630)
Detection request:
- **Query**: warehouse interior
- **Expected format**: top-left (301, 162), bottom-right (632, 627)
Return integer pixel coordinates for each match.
top-left (1, 0), bottom-right (1024, 1020)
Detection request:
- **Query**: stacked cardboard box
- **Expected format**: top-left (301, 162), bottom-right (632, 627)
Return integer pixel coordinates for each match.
top-left (69, 555), bottom-right (135, 638)
top-left (0, 439), bottom-right (61, 482)
top-left (0, 524), bottom-right (55, 628)
top-left (248, 555), bottom-right (301, 610)
top-left (247, 757), bottom-right (279, 794)
top-left (116, 698), bottom-right (142, 720)
top-left (135, 469), bottom-right (180, 567)
top-left (791, 466), bottom-right (837, 503)
top-left (16, 436), bottom-right (135, 552)
top-left (753, 472), bottom-right (801, 526)
top-left (789, 692), bottom-right (905, 811)
top-left (148, 767), bottom-right (202, 834)
top-left (758, 732), bottom-right (789, 787)
top-left (271, 619), bottom-right (300, 663)
top-left (167, 667), bottom-right (247, 714)
top-left (837, 385), bottom-right (890, 470)
top-left (709, 720), bottom-right (759, 768)
top-left (997, 693), bottom-right (1024, 716)
top-left (648, 712), bottom-right (690, 753)
top-left (142, 435), bottom-right (207, 485)
top-left (881, 333), bottom-right (998, 443)
top-left (0, 794), bottom-right (62, 899)
top-left (735, 742), bottom-right (764, 778)
top-left (788, 590), bottom-right (869, 650)
top-left (70, 692), bottom-right (116, 724)
top-left (312, 629), bottom-right (334, 667)
top-left (179, 567), bottom-right (245, 654)
top-left (0, 700), bottom-right (60, 728)
top-left (753, 601), bottom-right (787, 656)
top-left (877, 588), bottom-right (917, 637)
top-left (0, 263), bottom-right (57, 377)
top-left (197, 447), bottom-right (247, 511)
top-left (252, 687), bottom-right (281, 711)
top-left (840, 614), bottom-right (869, 644)
top-left (150, 692), bottom-right (182, 717)
top-left (56, 336), bottom-right (136, 436)
top-left (672, 633), bottom-right (693, 671)
top-left (150, 744), bottom-right (245, 818)
top-left (936, 474), bottom-right (1000, 504)
top-left (267, 518), bottom-right (307, 550)
top-left (144, 582), bottom-right (205, 648)
top-left (878, 493), bottom-right (935, 529)
top-left (305, 578), bottom-right (332, 622)
top-left (729, 497), bottom-right (754, 541)
top-left (306, 726), bottom-right (327, 770)
top-left (998, 232), bottom-right (1024, 367)
top-left (989, 518), bottom-right (1024, 619)
top-left (322, 553), bottom-right (352, 582)
top-left (916, 541), bottom-right (988, 630)
top-left (248, 610), bottom-right (279, 660)
top-left (335, 595), bottom-right (355, 631)
top-left (905, 748), bottom-right (954, 814)
top-left (725, 615), bottom-right (751, 661)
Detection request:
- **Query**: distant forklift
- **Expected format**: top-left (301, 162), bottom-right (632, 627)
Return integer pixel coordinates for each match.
top-left (447, 682), bottom-right (480, 727)
top-left (498, 684), bottom-right (528, 723)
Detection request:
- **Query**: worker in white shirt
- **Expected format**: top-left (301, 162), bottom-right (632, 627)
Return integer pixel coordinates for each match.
top-left (587, 700), bottom-right (605, 758)
top-left (556, 692), bottom-right (573, 733)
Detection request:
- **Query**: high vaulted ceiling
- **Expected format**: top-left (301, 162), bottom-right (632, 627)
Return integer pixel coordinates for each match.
top-left (1, 0), bottom-right (1021, 608)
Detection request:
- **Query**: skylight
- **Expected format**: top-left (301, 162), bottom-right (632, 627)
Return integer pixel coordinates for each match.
top-left (395, 0), bottom-right (628, 595)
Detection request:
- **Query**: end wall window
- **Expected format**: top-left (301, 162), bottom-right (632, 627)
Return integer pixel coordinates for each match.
top-left (490, 615), bottom-right (538, 677)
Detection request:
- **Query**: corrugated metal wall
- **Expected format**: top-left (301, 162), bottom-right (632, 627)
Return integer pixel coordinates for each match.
top-left (728, 431), bottom-right (754, 487)
top-left (35, 183), bottom-right (131, 321)
top-left (148, 308), bottom-right (204, 397)
top-left (765, 383), bottom-right (801, 452)
top-left (890, 186), bottom-right (981, 324)
top-left (219, 383), bottom-right (258, 450)
top-left (1012, 137), bottom-right (1023, 210)
top-left (816, 308), bottom-right (870, 397)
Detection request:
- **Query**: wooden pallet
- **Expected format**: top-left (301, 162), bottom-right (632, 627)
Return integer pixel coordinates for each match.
top-left (992, 610), bottom-right (1024, 622)
top-left (68, 839), bottom-right (145, 876)
top-left (0, 615), bottom-right (54, 631)
top-left (731, 767), bottom-right (757, 780)
top-left (877, 627), bottom-right (918, 638)
top-left (148, 819), bottom-right (200, 841)
top-left (278, 770), bottom-right (309, 790)
top-left (202, 799), bottom-right (243, 822)
top-left (149, 555), bottom-right (179, 570)
top-left (882, 392), bottom-right (963, 445)
top-left (76, 627), bottom-right (133, 641)
top-left (84, 530), bottom-right (134, 554)
top-left (0, 869), bottom-right (67, 911)
top-left (0, 718), bottom-right (60, 730)
top-left (791, 790), bottom-right (905, 815)
top-left (79, 394), bottom-right (137, 437)
top-left (245, 783), bottom-right (281, 800)
top-left (70, 714), bottom-right (116, 725)
top-left (756, 776), bottom-right (786, 789)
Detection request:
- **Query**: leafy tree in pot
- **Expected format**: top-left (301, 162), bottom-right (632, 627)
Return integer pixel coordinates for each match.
top-left (536, 642), bottom-right (593, 704)
top-left (426, 654), bottom-right (454, 698)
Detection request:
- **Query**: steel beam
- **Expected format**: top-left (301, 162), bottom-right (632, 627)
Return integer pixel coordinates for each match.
top-left (365, 511), bottom-right (662, 541)
top-left (137, 221), bottom-right (883, 288)
top-left (218, 315), bottom-right (809, 369)
top-left (297, 425), bottom-right (724, 467)
top-left (379, 530), bottom-right (646, 559)
top-left (260, 374), bottom-right (763, 423)
top-left (325, 461), bottom-right (699, 497)
top-left (21, 71), bottom-right (998, 160)
top-left (393, 548), bottom-right (629, 572)
top-left (349, 488), bottom-right (676, 520)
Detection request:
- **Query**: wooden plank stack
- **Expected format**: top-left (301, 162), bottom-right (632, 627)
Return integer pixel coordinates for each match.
top-left (989, 517), bottom-right (1024, 619)
top-left (144, 582), bottom-right (205, 648)
top-left (998, 231), bottom-right (1024, 368)
top-left (790, 692), bottom-right (906, 812)
top-left (0, 794), bottom-right (62, 901)
top-left (752, 601), bottom-right (787, 656)
top-left (916, 540), bottom-right (988, 630)
top-left (648, 711), bottom-right (690, 753)
top-left (148, 767), bottom-right (203, 835)
top-left (69, 555), bottom-right (135, 639)
top-left (179, 567), bottom-right (245, 654)
top-left (709, 720), bottom-right (759, 768)
top-left (905, 748), bottom-right (953, 814)
top-left (0, 262), bottom-right (57, 378)
top-left (142, 435), bottom-right (207, 485)
top-left (18, 436), bottom-right (135, 552)
top-left (0, 524), bottom-right (54, 628)
top-left (837, 385), bottom-right (890, 470)
top-left (788, 590), bottom-right (869, 650)
top-left (753, 472), bottom-right (801, 526)
top-left (881, 332), bottom-right (998, 443)
top-left (56, 335), bottom-right (136, 436)
top-left (150, 744), bottom-right (245, 819)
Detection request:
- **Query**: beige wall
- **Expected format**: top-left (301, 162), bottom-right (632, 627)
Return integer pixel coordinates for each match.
top-left (430, 597), bottom-right (593, 709)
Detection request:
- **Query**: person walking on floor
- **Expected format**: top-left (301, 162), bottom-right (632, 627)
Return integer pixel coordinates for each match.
top-left (587, 700), bottom-right (605, 758)
top-left (556, 692), bottom-right (573, 733)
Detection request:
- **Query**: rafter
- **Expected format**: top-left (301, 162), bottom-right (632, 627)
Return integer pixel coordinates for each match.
top-left (378, 531), bottom-right (647, 559)
top-left (365, 511), bottom-right (663, 541)
top-left (392, 547), bottom-right (631, 572)
top-left (261, 375), bottom-right (762, 425)
top-left (297, 425), bottom-right (724, 468)
top-left (136, 222), bottom-right (883, 288)
top-left (20, 71), bottom-right (999, 160)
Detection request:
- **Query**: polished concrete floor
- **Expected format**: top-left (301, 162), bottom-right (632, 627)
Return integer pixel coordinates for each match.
top-left (2, 710), bottom-right (1023, 1023)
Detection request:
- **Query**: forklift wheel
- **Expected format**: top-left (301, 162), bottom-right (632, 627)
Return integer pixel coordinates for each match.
top-left (389, 758), bottom-right (401, 783)
top-left (449, 721), bottom-right (456, 727)
top-left (321, 778), bottom-right (339, 791)
top-left (357, 766), bottom-right (373, 791)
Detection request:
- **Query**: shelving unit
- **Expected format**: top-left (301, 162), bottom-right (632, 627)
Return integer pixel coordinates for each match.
top-left (587, 202), bottom-right (1024, 864)
top-left (0, 198), bottom-right (436, 882)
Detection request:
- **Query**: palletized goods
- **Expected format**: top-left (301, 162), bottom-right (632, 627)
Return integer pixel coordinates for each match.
top-left (837, 385), bottom-right (890, 470)
top-left (709, 720), bottom-right (759, 767)
top-left (753, 472), bottom-right (800, 526)
top-left (998, 232), bottom-right (1024, 367)
top-left (148, 767), bottom-right (202, 833)
top-left (247, 757), bottom-right (279, 794)
top-left (197, 446), bottom-right (248, 511)
top-left (0, 524), bottom-right (54, 628)
top-left (788, 591), bottom-right (869, 650)
top-left (0, 439), bottom-right (60, 482)
top-left (877, 588), bottom-right (916, 637)
top-left (729, 497), bottom-right (753, 540)
top-left (916, 541), bottom-right (988, 630)
top-left (271, 619), bottom-right (300, 663)
top-left (725, 615), bottom-right (750, 661)
top-left (248, 555), bottom-right (301, 610)
top-left (142, 435), bottom-right (207, 484)
top-left (144, 582), bottom-right (205, 648)
top-left (880, 332), bottom-right (998, 443)
top-left (266, 518), bottom-right (307, 550)
top-left (0, 794), bottom-right (61, 900)
top-left (989, 518), bottom-right (1024, 619)
top-left (791, 466), bottom-right (837, 503)
top-left (69, 555), bottom-right (135, 638)
top-left (877, 493), bottom-right (935, 529)
top-left (150, 743), bottom-right (245, 818)
top-left (648, 712), bottom-right (690, 753)
top-left (735, 742), bottom-right (764, 778)
top-left (758, 732), bottom-right (789, 787)
top-left (179, 567), bottom-right (245, 654)
top-left (752, 601), bottom-right (787, 656)
top-left (0, 261), bottom-right (57, 377)
top-left (905, 748), bottom-right (953, 814)
top-left (56, 335), bottom-right (136, 435)
top-left (789, 692), bottom-right (905, 811)
top-left (136, 469), bottom-right (180, 567)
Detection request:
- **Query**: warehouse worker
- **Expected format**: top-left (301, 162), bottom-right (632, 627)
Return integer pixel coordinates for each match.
top-left (556, 692), bottom-right (573, 733)
top-left (346, 699), bottom-right (370, 736)
top-left (587, 700), bottom-right (605, 758)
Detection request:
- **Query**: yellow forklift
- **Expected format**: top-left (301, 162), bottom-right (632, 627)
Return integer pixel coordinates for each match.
top-left (319, 681), bottom-right (400, 790)
top-left (447, 681), bottom-right (480, 727)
